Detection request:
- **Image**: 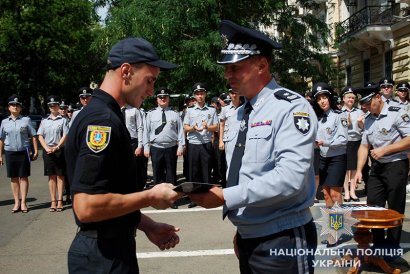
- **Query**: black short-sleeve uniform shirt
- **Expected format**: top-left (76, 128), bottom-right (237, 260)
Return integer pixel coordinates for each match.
top-left (65, 89), bottom-right (142, 230)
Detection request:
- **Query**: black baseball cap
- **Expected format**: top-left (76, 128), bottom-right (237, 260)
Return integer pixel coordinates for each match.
top-left (107, 37), bottom-right (177, 71)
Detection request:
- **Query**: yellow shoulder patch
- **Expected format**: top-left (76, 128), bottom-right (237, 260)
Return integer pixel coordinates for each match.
top-left (86, 125), bottom-right (111, 153)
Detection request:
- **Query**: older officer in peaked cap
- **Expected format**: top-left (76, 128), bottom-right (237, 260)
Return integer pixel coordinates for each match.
top-left (353, 84), bottom-right (410, 260)
top-left (189, 20), bottom-right (318, 274)
top-left (65, 37), bottom-right (181, 273)
top-left (143, 87), bottom-right (185, 209)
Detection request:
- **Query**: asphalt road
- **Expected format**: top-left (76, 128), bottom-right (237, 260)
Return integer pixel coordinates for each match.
top-left (0, 151), bottom-right (410, 273)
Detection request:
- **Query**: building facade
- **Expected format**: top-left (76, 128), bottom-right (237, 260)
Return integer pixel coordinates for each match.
top-left (321, 0), bottom-right (410, 90)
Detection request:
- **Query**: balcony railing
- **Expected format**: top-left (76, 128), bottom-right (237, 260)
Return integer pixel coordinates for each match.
top-left (337, 6), bottom-right (393, 41)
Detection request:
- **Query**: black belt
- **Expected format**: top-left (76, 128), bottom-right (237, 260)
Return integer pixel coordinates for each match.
top-left (78, 227), bottom-right (136, 239)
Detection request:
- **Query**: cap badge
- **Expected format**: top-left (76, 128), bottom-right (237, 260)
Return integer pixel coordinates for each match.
top-left (14, 98), bottom-right (18, 102)
top-left (221, 34), bottom-right (229, 49)
top-left (317, 86), bottom-right (322, 91)
top-left (86, 125), bottom-right (111, 153)
top-left (51, 98), bottom-right (55, 102)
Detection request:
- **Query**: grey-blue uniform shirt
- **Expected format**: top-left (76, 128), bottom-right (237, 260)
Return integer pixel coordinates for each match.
top-left (341, 107), bottom-right (364, 141)
top-left (382, 95), bottom-right (401, 108)
top-left (316, 109), bottom-right (348, 157)
top-left (223, 79), bottom-right (318, 239)
top-left (183, 104), bottom-right (218, 144)
top-left (144, 106), bottom-right (185, 152)
top-left (124, 105), bottom-right (144, 149)
top-left (0, 115), bottom-right (37, 151)
top-left (37, 115), bottom-right (69, 146)
top-left (220, 103), bottom-right (238, 141)
top-left (362, 104), bottom-right (410, 163)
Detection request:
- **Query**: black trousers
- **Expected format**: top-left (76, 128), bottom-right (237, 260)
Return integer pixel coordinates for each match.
top-left (211, 137), bottom-right (227, 187)
top-left (367, 159), bottom-right (409, 247)
top-left (131, 139), bottom-right (148, 190)
top-left (68, 233), bottom-right (138, 274)
top-left (188, 142), bottom-right (212, 184)
top-left (150, 145), bottom-right (178, 185)
top-left (237, 220), bottom-right (317, 274)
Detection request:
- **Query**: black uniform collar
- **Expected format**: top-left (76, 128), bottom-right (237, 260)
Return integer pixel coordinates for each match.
top-left (93, 89), bottom-right (123, 119)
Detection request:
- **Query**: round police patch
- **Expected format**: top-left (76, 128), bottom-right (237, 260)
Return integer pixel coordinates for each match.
top-left (86, 125), bottom-right (111, 153)
top-left (293, 112), bottom-right (310, 135)
top-left (341, 118), bottom-right (348, 128)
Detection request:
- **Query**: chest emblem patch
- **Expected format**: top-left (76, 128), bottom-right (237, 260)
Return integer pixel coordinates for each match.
top-left (86, 125), bottom-right (111, 153)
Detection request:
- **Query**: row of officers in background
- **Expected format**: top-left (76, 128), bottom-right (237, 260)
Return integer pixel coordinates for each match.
top-left (1, 76), bottom-right (410, 218)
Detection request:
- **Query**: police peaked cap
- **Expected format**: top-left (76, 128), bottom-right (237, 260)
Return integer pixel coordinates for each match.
top-left (47, 95), bottom-right (60, 105)
top-left (364, 81), bottom-right (376, 87)
top-left (341, 86), bottom-right (354, 97)
top-left (396, 81), bottom-right (410, 91)
top-left (354, 85), bottom-right (380, 104)
top-left (59, 99), bottom-right (68, 108)
top-left (192, 82), bottom-right (208, 94)
top-left (78, 87), bottom-right (93, 97)
top-left (312, 82), bottom-right (333, 98)
top-left (8, 94), bottom-right (23, 105)
top-left (155, 87), bottom-right (171, 97)
top-left (217, 20), bottom-right (282, 64)
top-left (379, 77), bottom-right (395, 87)
top-left (107, 37), bottom-right (177, 71)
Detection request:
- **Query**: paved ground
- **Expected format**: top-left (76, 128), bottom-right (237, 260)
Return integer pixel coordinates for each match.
top-left (0, 151), bottom-right (409, 273)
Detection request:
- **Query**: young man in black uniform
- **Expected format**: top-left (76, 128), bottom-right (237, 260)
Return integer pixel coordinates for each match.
top-left (65, 37), bottom-right (181, 273)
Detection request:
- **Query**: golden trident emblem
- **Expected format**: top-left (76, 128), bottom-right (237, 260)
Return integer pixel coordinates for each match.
top-left (329, 213), bottom-right (344, 231)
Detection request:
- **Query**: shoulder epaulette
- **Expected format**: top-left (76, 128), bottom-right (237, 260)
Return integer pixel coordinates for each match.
top-left (274, 89), bottom-right (301, 102)
top-left (392, 98), bottom-right (400, 103)
top-left (208, 105), bottom-right (215, 108)
top-left (188, 105), bottom-right (195, 108)
top-left (364, 112), bottom-right (371, 119)
top-left (334, 109), bottom-right (342, 114)
top-left (148, 109), bottom-right (155, 112)
top-left (388, 106), bottom-right (401, 112)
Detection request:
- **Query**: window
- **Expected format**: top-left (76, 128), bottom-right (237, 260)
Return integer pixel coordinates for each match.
top-left (346, 66), bottom-right (352, 86)
top-left (363, 59), bottom-right (370, 84)
top-left (385, 50), bottom-right (392, 79)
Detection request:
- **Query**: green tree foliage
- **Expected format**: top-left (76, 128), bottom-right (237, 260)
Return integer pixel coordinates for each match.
top-left (0, 0), bottom-right (103, 114)
top-left (97, 0), bottom-right (333, 101)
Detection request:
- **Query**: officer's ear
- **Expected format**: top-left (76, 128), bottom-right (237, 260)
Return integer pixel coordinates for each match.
top-left (120, 63), bottom-right (133, 80)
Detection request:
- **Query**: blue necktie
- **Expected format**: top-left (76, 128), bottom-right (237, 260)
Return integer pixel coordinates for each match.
top-left (155, 109), bottom-right (166, 135)
top-left (223, 102), bottom-right (252, 219)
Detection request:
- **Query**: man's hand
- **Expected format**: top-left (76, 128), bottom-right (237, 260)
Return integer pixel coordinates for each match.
top-left (188, 186), bottom-right (224, 208)
top-left (219, 141), bottom-right (225, 150)
top-left (144, 151), bottom-right (150, 158)
top-left (148, 183), bottom-right (182, 209)
top-left (176, 149), bottom-right (183, 157)
top-left (144, 221), bottom-right (180, 251)
top-left (352, 171), bottom-right (362, 191)
top-left (370, 147), bottom-right (386, 160)
top-left (135, 147), bottom-right (143, 156)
